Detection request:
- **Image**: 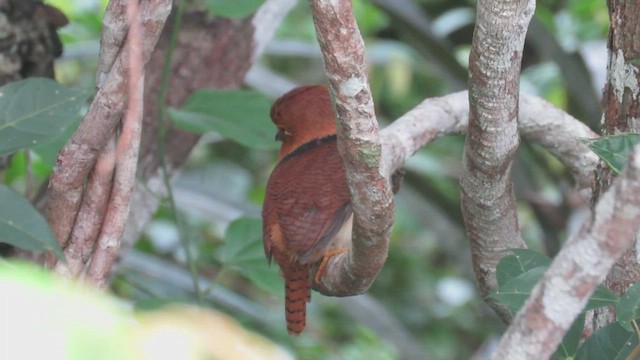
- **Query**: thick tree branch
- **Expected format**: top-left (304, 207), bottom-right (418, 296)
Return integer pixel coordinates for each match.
top-left (45, 0), bottom-right (171, 265)
top-left (600, 0), bottom-right (640, 296)
top-left (380, 92), bottom-right (599, 190)
top-left (491, 144), bottom-right (640, 359)
top-left (308, 0), bottom-right (396, 296)
top-left (585, 0), bottom-right (640, 334)
top-left (460, 0), bottom-right (534, 317)
top-left (54, 137), bottom-right (115, 277)
top-left (85, 0), bottom-right (145, 288)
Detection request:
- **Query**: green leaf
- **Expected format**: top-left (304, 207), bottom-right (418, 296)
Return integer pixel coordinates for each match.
top-left (31, 112), bottom-right (83, 166)
top-left (496, 249), bottom-right (551, 287)
top-left (554, 313), bottom-right (585, 360)
top-left (488, 266), bottom-right (547, 315)
top-left (581, 133), bottom-right (640, 174)
top-left (0, 78), bottom-right (88, 156)
top-left (0, 185), bottom-right (63, 258)
top-left (576, 322), bottom-right (638, 360)
top-left (490, 265), bottom-right (617, 316)
top-left (585, 286), bottom-right (619, 312)
top-left (222, 217), bottom-right (282, 296)
top-left (204, 0), bottom-right (264, 19)
top-left (616, 281), bottom-right (640, 332)
top-left (168, 89), bottom-right (278, 150)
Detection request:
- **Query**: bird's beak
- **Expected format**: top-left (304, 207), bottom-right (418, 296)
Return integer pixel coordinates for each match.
top-left (275, 128), bottom-right (291, 141)
top-left (275, 128), bottom-right (285, 142)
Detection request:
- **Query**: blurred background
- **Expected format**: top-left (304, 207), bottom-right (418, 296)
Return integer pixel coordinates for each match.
top-left (9, 0), bottom-right (609, 358)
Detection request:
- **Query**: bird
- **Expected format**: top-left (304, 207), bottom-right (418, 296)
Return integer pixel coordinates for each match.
top-left (262, 84), bottom-right (352, 335)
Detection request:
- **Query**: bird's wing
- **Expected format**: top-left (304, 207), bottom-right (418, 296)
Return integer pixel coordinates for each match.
top-left (263, 138), bottom-right (352, 265)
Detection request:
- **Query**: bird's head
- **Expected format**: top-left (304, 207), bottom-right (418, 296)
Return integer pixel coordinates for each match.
top-left (270, 85), bottom-right (337, 159)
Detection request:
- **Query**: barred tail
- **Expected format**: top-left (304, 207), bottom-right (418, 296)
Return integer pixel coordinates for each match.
top-left (284, 264), bottom-right (311, 335)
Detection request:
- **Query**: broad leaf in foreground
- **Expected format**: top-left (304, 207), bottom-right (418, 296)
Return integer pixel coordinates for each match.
top-left (0, 185), bottom-right (63, 258)
top-left (0, 78), bottom-right (88, 156)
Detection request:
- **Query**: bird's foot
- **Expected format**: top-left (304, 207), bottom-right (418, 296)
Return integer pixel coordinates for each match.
top-left (314, 247), bottom-right (348, 284)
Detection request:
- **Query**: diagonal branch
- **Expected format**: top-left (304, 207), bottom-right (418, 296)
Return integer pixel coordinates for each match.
top-left (54, 136), bottom-right (115, 277)
top-left (85, 0), bottom-right (145, 288)
top-left (490, 143), bottom-right (640, 359)
top-left (460, 0), bottom-right (535, 320)
top-left (45, 0), bottom-right (171, 266)
top-left (308, 0), bottom-right (395, 296)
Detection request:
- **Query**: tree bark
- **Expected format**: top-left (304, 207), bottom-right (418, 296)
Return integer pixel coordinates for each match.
top-left (0, 0), bottom-right (66, 85)
top-left (585, 0), bottom-right (640, 334)
top-left (460, 0), bottom-right (534, 320)
top-left (44, 0), bottom-right (297, 284)
top-left (308, 0), bottom-right (396, 296)
top-left (491, 142), bottom-right (640, 360)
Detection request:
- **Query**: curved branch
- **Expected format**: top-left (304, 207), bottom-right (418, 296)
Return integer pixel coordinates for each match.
top-left (490, 144), bottom-right (640, 359)
top-left (304, 0), bottom-right (594, 298)
top-left (308, 0), bottom-right (395, 296)
top-left (460, 0), bottom-right (535, 318)
top-left (45, 0), bottom-right (171, 261)
top-left (380, 92), bottom-right (598, 190)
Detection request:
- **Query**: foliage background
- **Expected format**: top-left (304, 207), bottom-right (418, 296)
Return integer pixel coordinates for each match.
top-left (1, 0), bottom-right (611, 358)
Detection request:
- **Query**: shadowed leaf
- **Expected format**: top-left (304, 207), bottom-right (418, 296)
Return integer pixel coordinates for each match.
top-left (0, 78), bottom-right (88, 157)
top-left (581, 133), bottom-right (640, 174)
top-left (616, 281), bottom-right (640, 332)
top-left (575, 322), bottom-right (637, 360)
top-left (0, 185), bottom-right (63, 258)
top-left (168, 90), bottom-right (278, 150)
top-left (223, 217), bottom-right (282, 296)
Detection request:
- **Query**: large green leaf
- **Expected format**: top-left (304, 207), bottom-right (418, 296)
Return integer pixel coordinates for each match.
top-left (0, 185), bottom-right (63, 258)
top-left (554, 313), bottom-right (585, 360)
top-left (581, 133), bottom-right (640, 174)
top-left (496, 249), bottom-right (551, 287)
top-left (488, 266), bottom-right (547, 315)
top-left (0, 78), bottom-right (88, 156)
top-left (204, 0), bottom-right (264, 19)
top-left (31, 112), bottom-right (83, 166)
top-left (222, 217), bottom-right (282, 296)
top-left (616, 281), bottom-right (640, 332)
top-left (489, 266), bottom-right (618, 316)
top-left (576, 322), bottom-right (638, 360)
top-left (168, 90), bottom-right (278, 150)
top-left (584, 286), bottom-right (619, 312)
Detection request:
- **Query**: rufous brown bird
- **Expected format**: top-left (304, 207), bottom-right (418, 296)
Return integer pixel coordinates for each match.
top-left (262, 85), bottom-right (352, 335)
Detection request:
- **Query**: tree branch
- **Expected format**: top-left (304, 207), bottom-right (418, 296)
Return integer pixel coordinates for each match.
top-left (45, 0), bottom-right (171, 267)
top-left (490, 144), bottom-right (640, 359)
top-left (85, 0), bottom-right (145, 288)
top-left (381, 92), bottom-right (599, 191)
top-left (308, 0), bottom-right (396, 296)
top-left (460, 0), bottom-right (535, 318)
top-left (54, 137), bottom-right (115, 277)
